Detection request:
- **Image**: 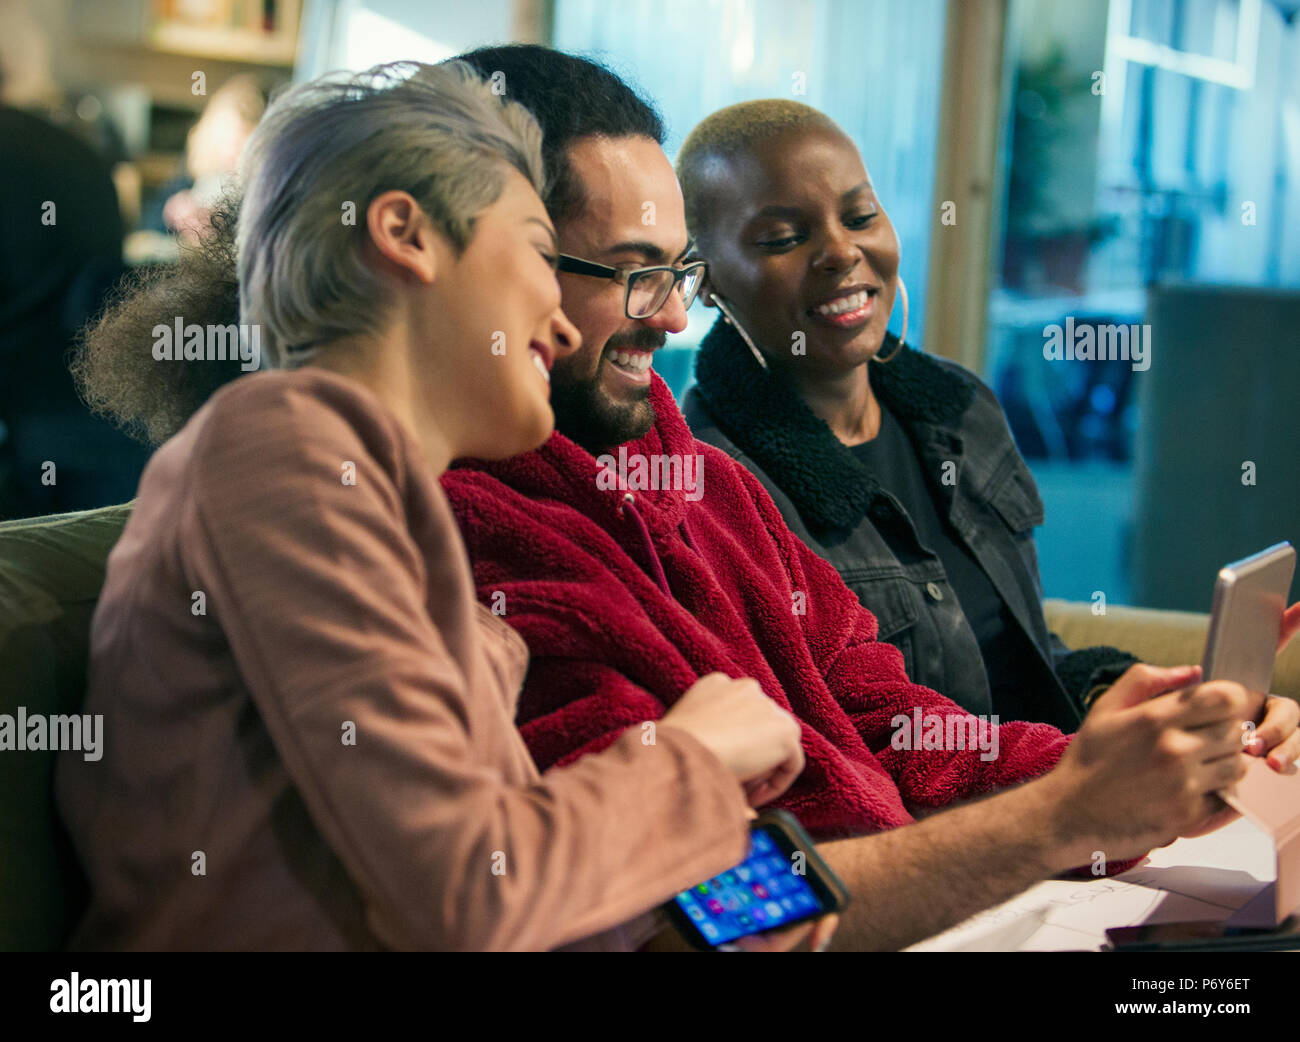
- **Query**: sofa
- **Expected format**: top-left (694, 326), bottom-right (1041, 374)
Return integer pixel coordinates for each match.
top-left (0, 503), bottom-right (131, 951)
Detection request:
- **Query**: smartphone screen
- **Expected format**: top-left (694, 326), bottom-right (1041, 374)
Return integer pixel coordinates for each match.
top-left (670, 827), bottom-right (828, 946)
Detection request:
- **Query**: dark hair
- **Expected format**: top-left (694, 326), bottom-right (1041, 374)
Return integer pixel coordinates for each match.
top-left (457, 44), bottom-right (664, 225)
top-left (72, 196), bottom-right (243, 446)
top-left (74, 46), bottom-right (663, 445)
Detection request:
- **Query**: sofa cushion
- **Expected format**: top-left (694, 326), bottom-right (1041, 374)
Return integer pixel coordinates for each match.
top-left (0, 502), bottom-right (132, 950)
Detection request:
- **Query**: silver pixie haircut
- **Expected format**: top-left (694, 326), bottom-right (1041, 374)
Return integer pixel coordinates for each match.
top-left (236, 60), bottom-right (544, 367)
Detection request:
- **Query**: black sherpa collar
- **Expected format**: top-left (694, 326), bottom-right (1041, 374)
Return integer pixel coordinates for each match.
top-left (693, 315), bottom-right (977, 532)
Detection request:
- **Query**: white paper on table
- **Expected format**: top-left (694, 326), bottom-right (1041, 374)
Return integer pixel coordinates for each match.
top-left (905, 817), bottom-right (1276, 952)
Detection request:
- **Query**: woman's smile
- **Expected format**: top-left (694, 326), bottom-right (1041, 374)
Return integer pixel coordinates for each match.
top-left (529, 339), bottom-right (554, 386)
top-left (807, 284), bottom-right (879, 330)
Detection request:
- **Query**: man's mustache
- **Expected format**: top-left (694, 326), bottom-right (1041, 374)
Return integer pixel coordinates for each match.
top-left (604, 329), bottom-right (667, 353)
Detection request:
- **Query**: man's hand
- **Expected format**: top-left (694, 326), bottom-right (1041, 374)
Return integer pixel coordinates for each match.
top-left (1050, 664), bottom-right (1252, 861)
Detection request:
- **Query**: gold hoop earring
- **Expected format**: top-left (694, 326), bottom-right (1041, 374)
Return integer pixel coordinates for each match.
top-left (872, 276), bottom-right (908, 364)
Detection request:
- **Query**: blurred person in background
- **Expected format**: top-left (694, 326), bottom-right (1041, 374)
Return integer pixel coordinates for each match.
top-left (153, 74), bottom-right (268, 244)
top-left (0, 0), bottom-right (150, 518)
top-left (0, 88), bottom-right (149, 518)
top-left (0, 0), bottom-right (134, 215)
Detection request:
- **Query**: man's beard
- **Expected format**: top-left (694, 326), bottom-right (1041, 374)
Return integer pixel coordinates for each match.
top-left (549, 328), bottom-right (666, 454)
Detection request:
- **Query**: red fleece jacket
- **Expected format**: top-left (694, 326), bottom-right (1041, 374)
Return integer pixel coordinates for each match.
top-left (442, 374), bottom-right (1074, 842)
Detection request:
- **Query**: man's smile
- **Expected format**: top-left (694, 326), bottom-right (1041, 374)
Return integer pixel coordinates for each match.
top-left (605, 346), bottom-right (655, 385)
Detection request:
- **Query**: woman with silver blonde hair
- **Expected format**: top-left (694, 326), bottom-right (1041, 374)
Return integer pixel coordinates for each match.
top-left (56, 61), bottom-right (805, 952)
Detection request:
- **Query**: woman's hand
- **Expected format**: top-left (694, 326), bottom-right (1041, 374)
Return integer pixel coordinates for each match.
top-left (1243, 695), bottom-right (1299, 771)
top-left (1278, 602), bottom-right (1300, 656)
top-left (643, 913), bottom-right (839, 952)
top-left (725, 914), bottom-right (839, 952)
top-left (1238, 603), bottom-right (1300, 771)
top-left (661, 673), bottom-right (804, 807)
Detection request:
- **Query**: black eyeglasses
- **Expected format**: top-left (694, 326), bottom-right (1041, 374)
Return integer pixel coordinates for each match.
top-left (556, 254), bottom-right (707, 320)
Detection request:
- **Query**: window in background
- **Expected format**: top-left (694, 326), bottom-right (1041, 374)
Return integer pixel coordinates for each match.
top-left (339, 6), bottom-right (456, 68)
top-left (989, 0), bottom-right (1300, 603)
top-left (553, 0), bottom-right (946, 397)
top-left (295, 0), bottom-right (515, 80)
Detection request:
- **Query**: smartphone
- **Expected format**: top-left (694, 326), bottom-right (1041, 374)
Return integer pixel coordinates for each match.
top-left (1201, 542), bottom-right (1295, 695)
top-left (664, 809), bottom-right (850, 950)
top-left (1105, 916), bottom-right (1300, 952)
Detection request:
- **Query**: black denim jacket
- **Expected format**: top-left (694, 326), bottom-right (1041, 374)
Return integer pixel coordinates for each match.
top-left (684, 317), bottom-right (1135, 730)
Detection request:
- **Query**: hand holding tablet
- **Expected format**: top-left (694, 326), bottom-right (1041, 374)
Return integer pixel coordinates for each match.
top-left (1108, 546), bottom-right (1300, 945)
top-left (1198, 542), bottom-right (1300, 924)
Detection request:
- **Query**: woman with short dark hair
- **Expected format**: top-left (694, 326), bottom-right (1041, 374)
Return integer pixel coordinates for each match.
top-left (678, 100), bottom-right (1300, 743)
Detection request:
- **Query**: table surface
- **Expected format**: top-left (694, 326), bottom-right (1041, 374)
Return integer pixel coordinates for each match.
top-left (906, 817), bottom-right (1277, 951)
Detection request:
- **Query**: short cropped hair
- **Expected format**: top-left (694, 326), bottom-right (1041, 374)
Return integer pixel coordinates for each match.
top-left (458, 45), bottom-right (665, 226)
top-left (236, 60), bottom-right (544, 367)
top-left (676, 99), bottom-right (841, 250)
